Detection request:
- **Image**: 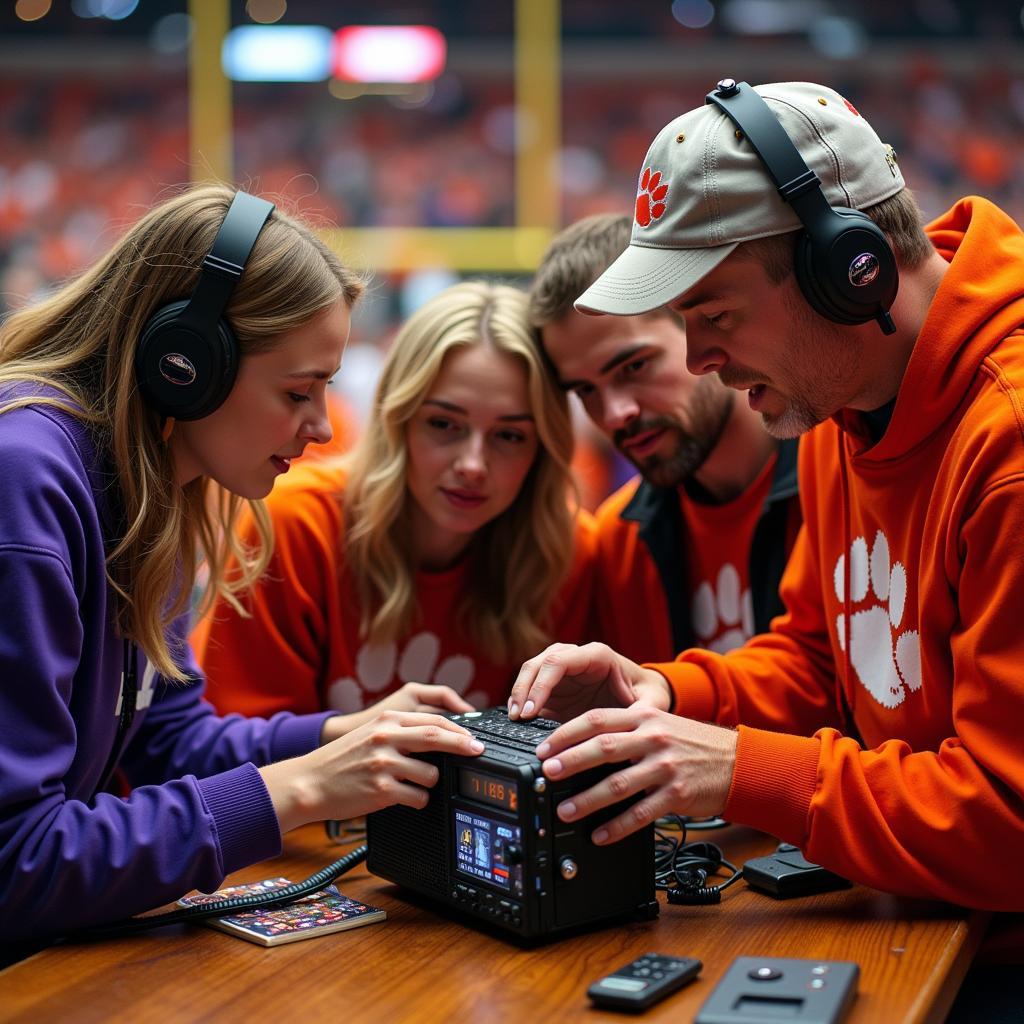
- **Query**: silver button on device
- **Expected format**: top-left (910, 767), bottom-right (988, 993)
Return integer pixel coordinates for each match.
top-left (749, 966), bottom-right (783, 981)
top-left (559, 857), bottom-right (579, 880)
top-left (533, 778), bottom-right (546, 793)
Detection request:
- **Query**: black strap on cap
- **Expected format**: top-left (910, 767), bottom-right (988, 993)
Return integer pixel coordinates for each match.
top-left (705, 79), bottom-right (836, 233)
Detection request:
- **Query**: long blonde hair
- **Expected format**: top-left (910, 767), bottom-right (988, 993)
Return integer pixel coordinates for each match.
top-left (344, 281), bottom-right (576, 664)
top-left (0, 183), bottom-right (363, 679)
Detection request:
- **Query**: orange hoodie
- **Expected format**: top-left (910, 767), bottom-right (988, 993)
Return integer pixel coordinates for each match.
top-left (194, 460), bottom-right (598, 717)
top-left (653, 197), bottom-right (1024, 911)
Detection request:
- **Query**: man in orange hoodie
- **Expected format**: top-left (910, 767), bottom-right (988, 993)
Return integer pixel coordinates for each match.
top-left (529, 214), bottom-right (800, 663)
top-left (508, 80), bottom-right (1024, 939)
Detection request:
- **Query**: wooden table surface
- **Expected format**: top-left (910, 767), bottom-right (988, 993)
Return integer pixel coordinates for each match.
top-left (0, 823), bottom-right (987, 1024)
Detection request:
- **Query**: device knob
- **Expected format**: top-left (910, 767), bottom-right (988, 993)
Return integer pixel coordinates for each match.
top-left (533, 778), bottom-right (546, 793)
top-left (559, 857), bottom-right (579, 881)
top-left (505, 843), bottom-right (523, 865)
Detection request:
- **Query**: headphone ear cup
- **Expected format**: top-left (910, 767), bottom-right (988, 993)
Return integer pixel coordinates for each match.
top-left (135, 301), bottom-right (239, 421)
top-left (209, 317), bottom-right (240, 413)
top-left (136, 300), bottom-right (189, 417)
top-left (791, 213), bottom-right (898, 327)
top-left (792, 230), bottom-right (836, 323)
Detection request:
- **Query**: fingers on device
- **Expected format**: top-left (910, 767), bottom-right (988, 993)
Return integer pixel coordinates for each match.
top-left (743, 844), bottom-right (852, 898)
top-left (695, 956), bottom-right (858, 1024)
top-left (587, 953), bottom-right (702, 1013)
top-left (366, 708), bottom-right (658, 941)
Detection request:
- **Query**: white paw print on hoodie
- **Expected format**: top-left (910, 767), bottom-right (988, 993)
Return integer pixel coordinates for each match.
top-left (327, 632), bottom-right (488, 712)
top-left (834, 530), bottom-right (921, 709)
top-left (691, 562), bottom-right (755, 654)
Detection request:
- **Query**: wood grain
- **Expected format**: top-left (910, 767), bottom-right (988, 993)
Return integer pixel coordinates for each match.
top-left (0, 825), bottom-right (986, 1024)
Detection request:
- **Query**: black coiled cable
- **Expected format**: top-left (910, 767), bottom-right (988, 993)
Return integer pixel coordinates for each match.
top-left (63, 843), bottom-right (369, 942)
top-left (654, 815), bottom-right (742, 905)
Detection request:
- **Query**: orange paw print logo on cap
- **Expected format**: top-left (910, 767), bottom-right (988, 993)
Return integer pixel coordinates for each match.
top-left (635, 167), bottom-right (668, 227)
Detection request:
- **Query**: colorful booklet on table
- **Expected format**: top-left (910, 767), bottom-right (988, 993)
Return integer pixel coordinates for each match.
top-left (177, 876), bottom-right (386, 947)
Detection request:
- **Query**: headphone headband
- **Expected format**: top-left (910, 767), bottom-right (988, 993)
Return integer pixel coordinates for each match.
top-left (174, 191), bottom-right (275, 335)
top-left (706, 80), bottom-right (833, 227)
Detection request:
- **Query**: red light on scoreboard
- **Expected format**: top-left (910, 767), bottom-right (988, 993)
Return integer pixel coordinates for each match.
top-left (333, 25), bottom-right (447, 83)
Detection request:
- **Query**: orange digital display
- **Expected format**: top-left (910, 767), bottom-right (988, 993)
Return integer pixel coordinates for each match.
top-left (458, 767), bottom-right (519, 813)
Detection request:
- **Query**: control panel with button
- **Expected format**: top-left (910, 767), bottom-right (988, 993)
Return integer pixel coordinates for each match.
top-left (694, 956), bottom-right (859, 1024)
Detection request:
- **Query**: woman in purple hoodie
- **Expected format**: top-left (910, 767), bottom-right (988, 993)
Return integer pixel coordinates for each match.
top-left (0, 185), bottom-right (482, 953)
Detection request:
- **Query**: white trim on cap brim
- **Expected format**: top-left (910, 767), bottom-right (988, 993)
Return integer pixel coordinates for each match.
top-left (574, 239), bottom-right (740, 316)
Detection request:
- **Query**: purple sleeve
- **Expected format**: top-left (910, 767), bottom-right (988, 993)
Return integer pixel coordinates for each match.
top-left (118, 622), bottom-right (339, 883)
top-left (120, 616), bottom-right (334, 785)
top-left (0, 575), bottom-right (333, 940)
top-left (0, 411), bottom-right (336, 940)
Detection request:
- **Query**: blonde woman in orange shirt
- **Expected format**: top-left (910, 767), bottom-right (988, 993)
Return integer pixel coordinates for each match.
top-left (194, 281), bottom-right (596, 722)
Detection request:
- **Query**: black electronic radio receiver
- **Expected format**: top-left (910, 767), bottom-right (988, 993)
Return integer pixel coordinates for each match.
top-left (366, 708), bottom-right (658, 941)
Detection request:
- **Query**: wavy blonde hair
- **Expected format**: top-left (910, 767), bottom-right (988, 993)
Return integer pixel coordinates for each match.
top-left (344, 281), bottom-right (576, 664)
top-left (0, 183), bottom-right (363, 679)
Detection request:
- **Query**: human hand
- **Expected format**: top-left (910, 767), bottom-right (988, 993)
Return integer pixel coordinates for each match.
top-left (263, 710), bottom-right (484, 833)
top-left (507, 642), bottom-right (672, 722)
top-left (321, 683), bottom-right (474, 743)
top-left (534, 705), bottom-right (738, 845)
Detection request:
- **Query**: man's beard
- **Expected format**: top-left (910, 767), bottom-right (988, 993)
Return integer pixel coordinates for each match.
top-left (760, 392), bottom-right (822, 439)
top-left (753, 289), bottom-right (860, 438)
top-left (614, 386), bottom-right (733, 489)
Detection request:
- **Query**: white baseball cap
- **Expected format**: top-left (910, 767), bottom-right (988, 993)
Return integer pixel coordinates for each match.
top-left (575, 81), bottom-right (904, 316)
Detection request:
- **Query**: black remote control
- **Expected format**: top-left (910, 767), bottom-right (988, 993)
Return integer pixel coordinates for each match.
top-left (744, 843), bottom-right (852, 899)
top-left (587, 953), bottom-right (702, 1012)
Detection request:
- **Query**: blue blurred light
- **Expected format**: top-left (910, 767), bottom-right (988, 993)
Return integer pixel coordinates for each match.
top-left (151, 13), bottom-right (192, 55)
top-left (400, 269), bottom-right (460, 320)
top-left (808, 15), bottom-right (867, 58)
top-left (671, 0), bottom-right (715, 30)
top-left (222, 25), bottom-right (332, 82)
top-left (722, 0), bottom-right (825, 35)
top-left (101, 0), bottom-right (138, 18)
top-left (71, 0), bottom-right (139, 18)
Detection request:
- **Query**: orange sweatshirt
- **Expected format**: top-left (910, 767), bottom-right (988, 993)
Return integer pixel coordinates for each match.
top-left (593, 443), bottom-right (800, 663)
top-left (653, 197), bottom-right (1024, 910)
top-left (194, 460), bottom-right (597, 717)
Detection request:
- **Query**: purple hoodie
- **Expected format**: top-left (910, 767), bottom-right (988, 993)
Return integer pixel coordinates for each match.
top-left (0, 389), bottom-right (335, 940)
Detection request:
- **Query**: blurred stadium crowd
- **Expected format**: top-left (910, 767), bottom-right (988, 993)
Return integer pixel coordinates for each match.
top-left (2, 1), bottom-right (1023, 504)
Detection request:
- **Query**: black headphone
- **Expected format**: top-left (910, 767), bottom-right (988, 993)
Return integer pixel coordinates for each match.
top-left (706, 79), bottom-right (897, 335)
top-left (135, 190), bottom-right (276, 420)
